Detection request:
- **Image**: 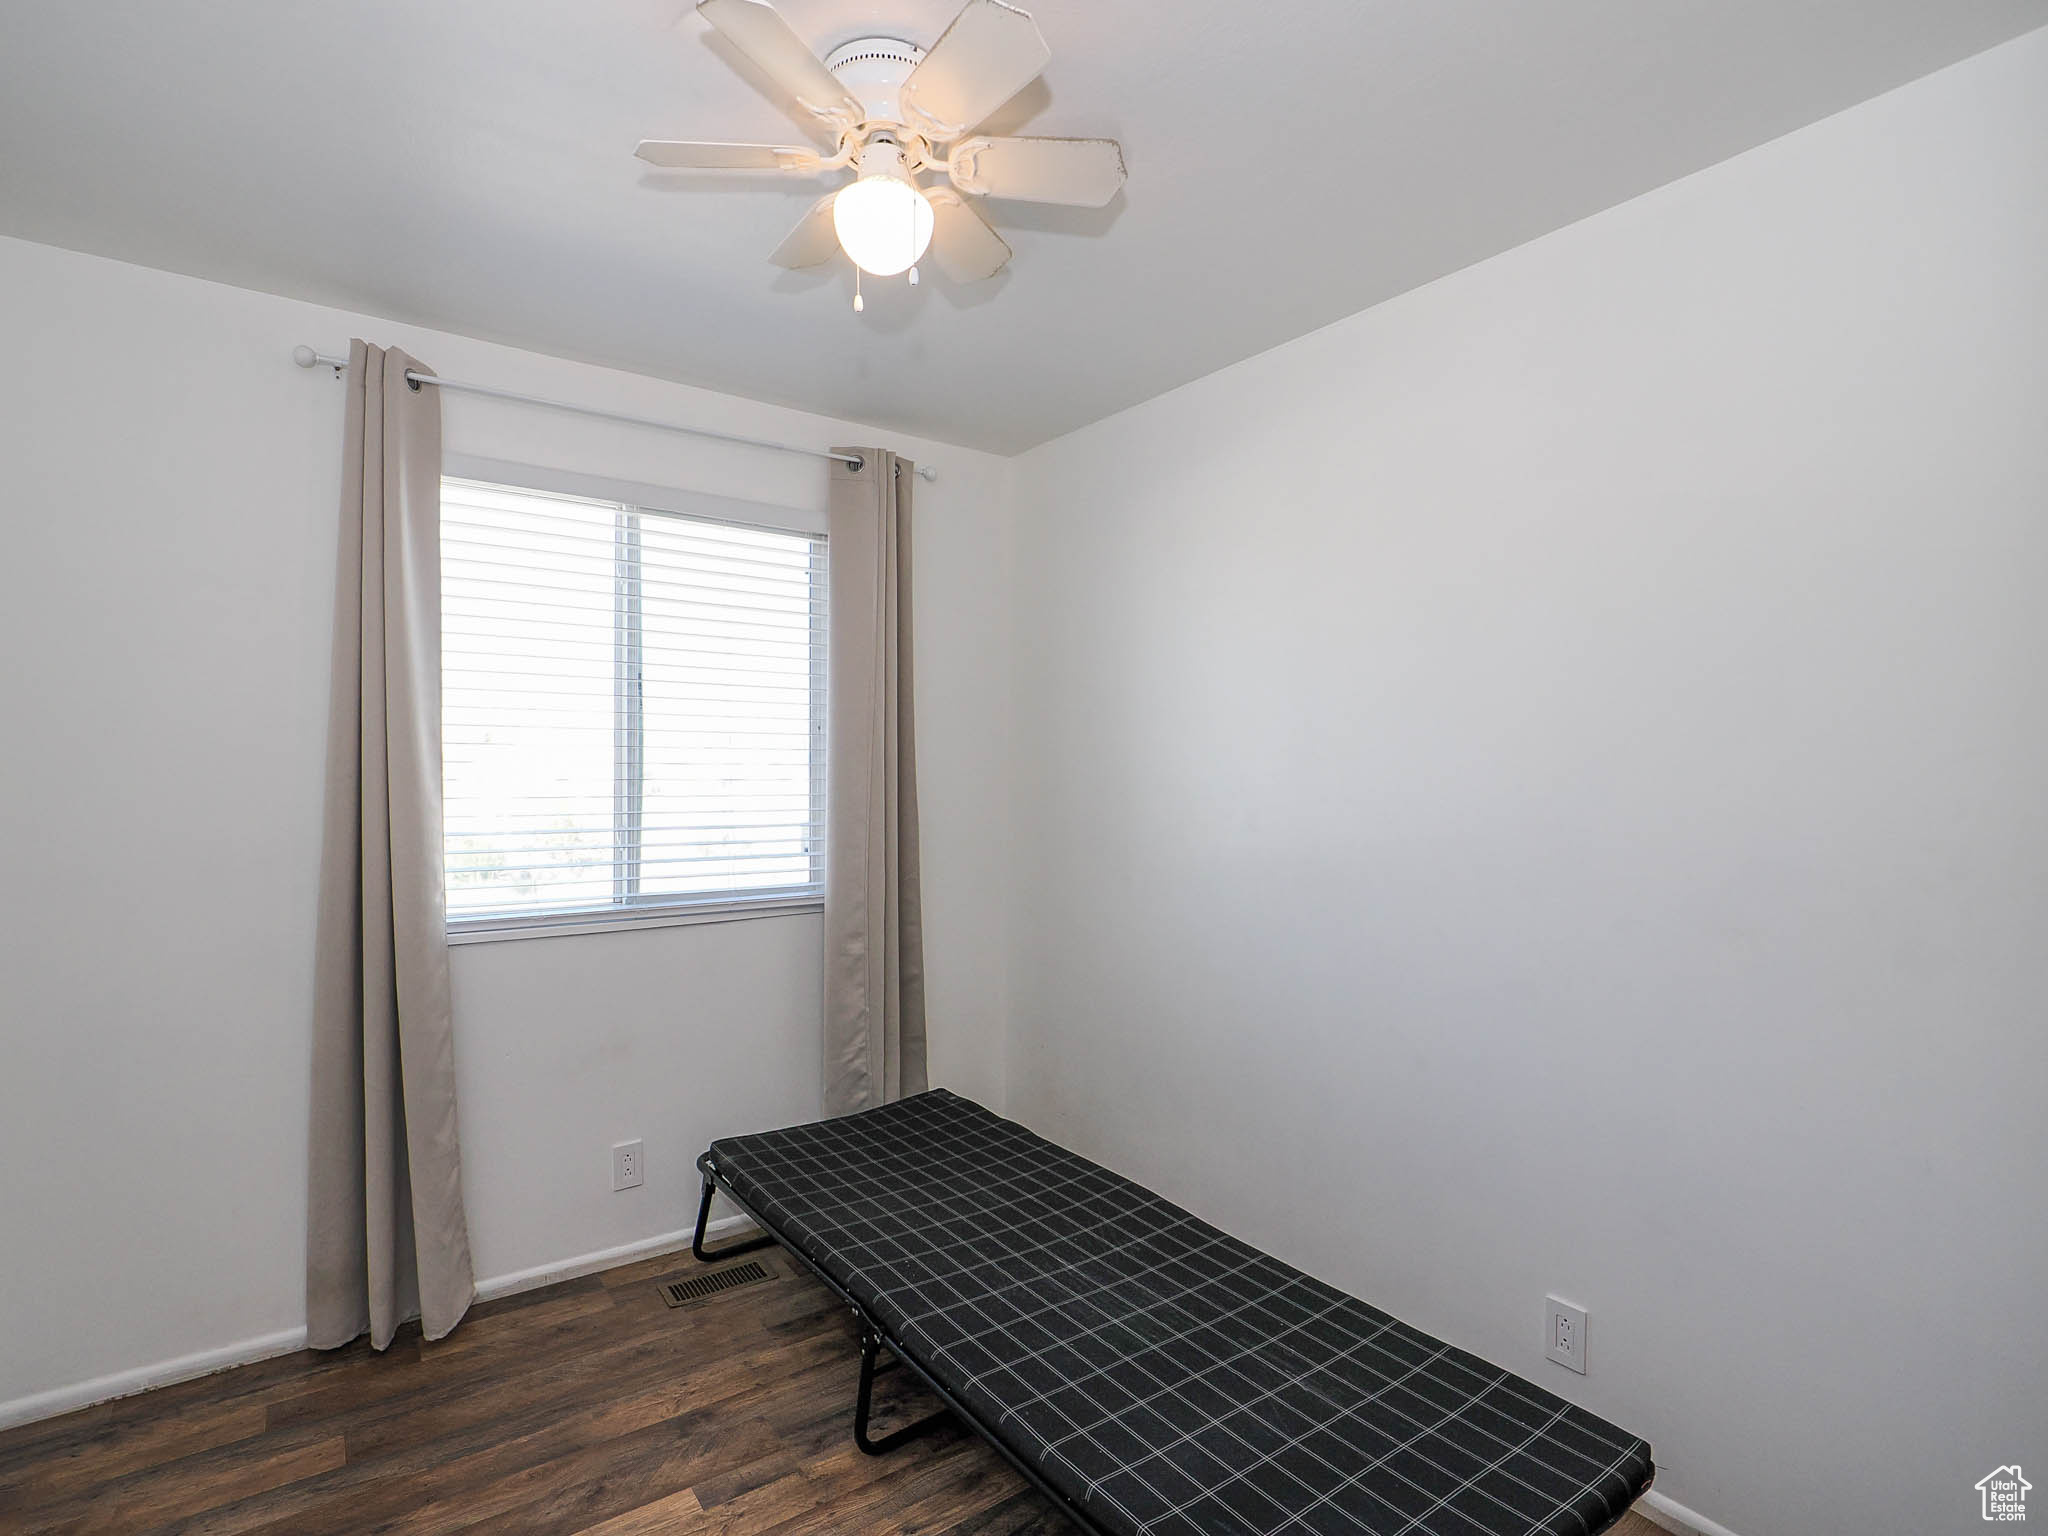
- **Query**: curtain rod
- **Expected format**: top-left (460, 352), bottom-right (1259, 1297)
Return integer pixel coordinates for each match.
top-left (292, 347), bottom-right (937, 482)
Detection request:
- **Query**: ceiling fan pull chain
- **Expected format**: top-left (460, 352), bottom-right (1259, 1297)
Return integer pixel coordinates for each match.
top-left (904, 189), bottom-right (920, 285)
top-left (853, 268), bottom-right (865, 313)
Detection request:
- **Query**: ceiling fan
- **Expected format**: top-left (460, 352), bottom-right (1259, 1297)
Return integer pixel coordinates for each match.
top-left (637, 0), bottom-right (1124, 307)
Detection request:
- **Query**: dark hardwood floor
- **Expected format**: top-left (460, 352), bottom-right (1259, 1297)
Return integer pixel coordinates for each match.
top-left (0, 1246), bottom-right (1663, 1536)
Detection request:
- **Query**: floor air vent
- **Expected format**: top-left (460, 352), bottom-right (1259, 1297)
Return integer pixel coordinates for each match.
top-left (658, 1260), bottom-right (770, 1309)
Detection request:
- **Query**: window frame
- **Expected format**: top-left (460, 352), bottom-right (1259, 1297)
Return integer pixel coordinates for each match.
top-left (440, 455), bottom-right (828, 946)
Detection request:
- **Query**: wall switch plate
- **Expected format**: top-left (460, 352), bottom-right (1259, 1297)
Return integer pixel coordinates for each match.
top-left (612, 1140), bottom-right (644, 1192)
top-left (1545, 1295), bottom-right (1587, 1374)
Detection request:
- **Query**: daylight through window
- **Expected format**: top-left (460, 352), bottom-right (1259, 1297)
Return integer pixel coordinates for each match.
top-left (440, 477), bottom-right (826, 930)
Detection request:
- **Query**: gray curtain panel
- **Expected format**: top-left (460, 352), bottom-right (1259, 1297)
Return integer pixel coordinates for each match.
top-left (823, 450), bottom-right (928, 1115)
top-left (306, 340), bottom-right (475, 1350)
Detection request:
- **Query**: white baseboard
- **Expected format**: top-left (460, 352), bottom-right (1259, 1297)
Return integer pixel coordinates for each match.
top-left (0, 1327), bottom-right (309, 1433)
top-left (471, 1214), bottom-right (752, 1303)
top-left (0, 1214), bottom-right (761, 1434)
top-left (1638, 1488), bottom-right (1746, 1536)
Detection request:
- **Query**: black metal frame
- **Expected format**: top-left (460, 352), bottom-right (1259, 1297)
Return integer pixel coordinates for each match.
top-left (690, 1174), bottom-right (776, 1264)
top-left (692, 1150), bottom-right (1652, 1536)
top-left (852, 1324), bottom-right (954, 1454)
top-left (694, 1152), bottom-right (1116, 1534)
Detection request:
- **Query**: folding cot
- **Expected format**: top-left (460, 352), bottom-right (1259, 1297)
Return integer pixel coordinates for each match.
top-left (693, 1089), bottom-right (1654, 1536)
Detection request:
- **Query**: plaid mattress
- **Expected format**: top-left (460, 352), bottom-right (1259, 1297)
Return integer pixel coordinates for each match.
top-left (703, 1090), bottom-right (1653, 1536)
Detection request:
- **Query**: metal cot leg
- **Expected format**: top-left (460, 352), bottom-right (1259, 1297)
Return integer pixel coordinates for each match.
top-left (853, 1326), bottom-right (954, 1455)
top-left (691, 1174), bottom-right (776, 1264)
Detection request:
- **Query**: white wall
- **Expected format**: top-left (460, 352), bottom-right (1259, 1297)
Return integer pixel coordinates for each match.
top-left (1007, 31), bottom-right (2046, 1536)
top-left (0, 236), bottom-right (1014, 1417)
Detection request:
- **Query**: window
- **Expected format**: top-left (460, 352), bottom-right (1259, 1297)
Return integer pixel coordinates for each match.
top-left (440, 475), bottom-right (826, 935)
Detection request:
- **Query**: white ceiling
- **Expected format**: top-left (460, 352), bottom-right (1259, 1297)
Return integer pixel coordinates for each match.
top-left (3, 3), bottom-right (2041, 452)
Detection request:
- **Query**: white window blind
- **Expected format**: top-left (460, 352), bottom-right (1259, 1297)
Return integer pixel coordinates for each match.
top-left (440, 476), bottom-right (826, 932)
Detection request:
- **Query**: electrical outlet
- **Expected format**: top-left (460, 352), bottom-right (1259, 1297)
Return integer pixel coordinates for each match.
top-left (612, 1140), bottom-right (644, 1192)
top-left (1545, 1295), bottom-right (1587, 1374)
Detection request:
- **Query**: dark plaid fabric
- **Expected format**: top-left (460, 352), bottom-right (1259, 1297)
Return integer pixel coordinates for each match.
top-left (705, 1090), bottom-right (1653, 1536)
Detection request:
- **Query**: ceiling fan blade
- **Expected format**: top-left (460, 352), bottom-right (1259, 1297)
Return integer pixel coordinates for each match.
top-left (898, 0), bottom-right (1051, 141)
top-left (948, 136), bottom-right (1124, 206)
top-left (924, 187), bottom-right (1012, 281)
top-left (696, 0), bottom-right (865, 130)
top-left (770, 192), bottom-right (842, 268)
top-left (636, 140), bottom-right (821, 171)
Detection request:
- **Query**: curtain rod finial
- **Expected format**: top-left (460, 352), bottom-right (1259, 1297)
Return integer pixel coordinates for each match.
top-left (292, 345), bottom-right (319, 369)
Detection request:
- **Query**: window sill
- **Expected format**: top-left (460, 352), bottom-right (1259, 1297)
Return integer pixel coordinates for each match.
top-left (447, 897), bottom-right (823, 946)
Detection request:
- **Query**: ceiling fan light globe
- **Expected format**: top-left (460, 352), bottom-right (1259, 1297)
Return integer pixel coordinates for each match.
top-left (832, 174), bottom-right (935, 277)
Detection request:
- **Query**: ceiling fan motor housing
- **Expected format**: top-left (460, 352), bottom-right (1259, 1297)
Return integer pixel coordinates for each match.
top-left (824, 37), bottom-right (926, 130)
